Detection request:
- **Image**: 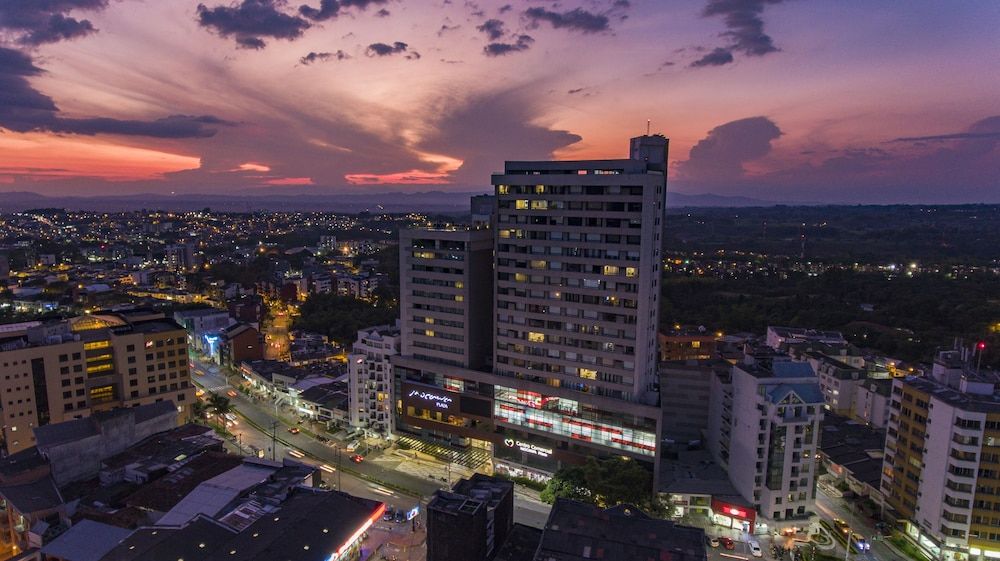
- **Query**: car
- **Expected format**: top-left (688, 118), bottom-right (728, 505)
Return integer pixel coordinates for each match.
top-left (834, 519), bottom-right (850, 535)
top-left (720, 537), bottom-right (735, 550)
top-left (350, 454), bottom-right (364, 463)
top-left (394, 509), bottom-right (405, 523)
top-left (851, 534), bottom-right (870, 552)
top-left (749, 541), bottom-right (763, 557)
top-left (226, 390), bottom-right (237, 398)
top-left (706, 536), bottom-right (720, 548)
top-left (316, 435), bottom-right (329, 443)
top-left (287, 427), bottom-right (300, 434)
top-left (383, 508), bottom-right (395, 521)
top-left (297, 418), bottom-right (305, 424)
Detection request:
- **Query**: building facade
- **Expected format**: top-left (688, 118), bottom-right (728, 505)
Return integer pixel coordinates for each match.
top-left (489, 135), bottom-right (667, 480)
top-left (708, 354), bottom-right (824, 533)
top-left (0, 313), bottom-right (194, 455)
top-left (347, 324), bottom-right (400, 436)
top-left (881, 351), bottom-right (1000, 561)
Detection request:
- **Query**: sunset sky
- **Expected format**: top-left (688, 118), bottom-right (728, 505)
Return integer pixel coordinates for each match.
top-left (1, 0), bottom-right (998, 203)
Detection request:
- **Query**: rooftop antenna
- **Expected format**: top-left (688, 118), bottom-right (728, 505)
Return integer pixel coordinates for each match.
top-left (646, 119), bottom-right (651, 136)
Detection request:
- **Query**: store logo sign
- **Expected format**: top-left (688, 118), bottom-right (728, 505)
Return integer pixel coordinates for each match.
top-left (407, 390), bottom-right (453, 409)
top-left (505, 438), bottom-right (552, 458)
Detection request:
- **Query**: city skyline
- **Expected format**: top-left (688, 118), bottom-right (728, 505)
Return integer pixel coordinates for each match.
top-left (1, 0), bottom-right (998, 204)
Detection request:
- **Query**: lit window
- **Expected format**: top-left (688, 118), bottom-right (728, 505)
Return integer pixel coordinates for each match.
top-left (454, 281), bottom-right (464, 289)
top-left (603, 265), bottom-right (619, 275)
top-left (534, 185), bottom-right (545, 194)
top-left (530, 200), bottom-right (548, 210)
top-left (498, 185), bottom-right (509, 194)
top-left (514, 273), bottom-right (528, 282)
top-left (515, 200), bottom-right (529, 209)
top-left (455, 295), bottom-right (464, 302)
top-left (580, 368), bottom-right (597, 380)
top-left (528, 332), bottom-right (545, 343)
top-left (691, 341), bottom-right (701, 349)
top-left (425, 330), bottom-right (435, 337)
top-left (530, 260), bottom-right (547, 269)
top-left (625, 267), bottom-right (637, 278)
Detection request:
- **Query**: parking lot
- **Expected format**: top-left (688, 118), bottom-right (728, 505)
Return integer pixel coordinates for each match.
top-left (704, 533), bottom-right (766, 561)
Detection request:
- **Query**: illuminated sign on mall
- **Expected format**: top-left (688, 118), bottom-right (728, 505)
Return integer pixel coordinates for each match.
top-left (407, 390), bottom-right (454, 410)
top-left (504, 438), bottom-right (553, 458)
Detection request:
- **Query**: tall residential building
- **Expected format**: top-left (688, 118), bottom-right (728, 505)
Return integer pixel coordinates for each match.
top-left (347, 324), bottom-right (400, 436)
top-left (392, 136), bottom-right (667, 483)
top-left (708, 351), bottom-right (824, 533)
top-left (0, 312), bottom-right (194, 455)
top-left (489, 135), bottom-right (666, 478)
top-left (881, 350), bottom-right (1000, 561)
top-left (165, 243), bottom-right (198, 273)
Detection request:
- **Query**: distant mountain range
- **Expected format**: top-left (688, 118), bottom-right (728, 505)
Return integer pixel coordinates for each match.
top-left (0, 189), bottom-right (779, 213)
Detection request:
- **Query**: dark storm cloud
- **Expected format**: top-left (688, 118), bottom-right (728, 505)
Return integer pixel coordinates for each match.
top-left (677, 116), bottom-right (782, 180)
top-left (366, 41), bottom-right (419, 59)
top-left (197, 0), bottom-right (311, 49)
top-left (674, 115), bottom-right (1000, 204)
top-left (692, 0), bottom-right (784, 67)
top-left (299, 0), bottom-right (341, 21)
top-left (477, 18), bottom-right (506, 40)
top-left (299, 50), bottom-right (350, 64)
top-left (483, 34), bottom-right (533, 56)
top-left (0, 0), bottom-right (107, 45)
top-left (690, 47), bottom-right (733, 67)
top-left (419, 87), bottom-right (581, 184)
top-left (523, 7), bottom-right (610, 33)
top-left (298, 0), bottom-right (389, 21)
top-left (0, 46), bottom-right (230, 138)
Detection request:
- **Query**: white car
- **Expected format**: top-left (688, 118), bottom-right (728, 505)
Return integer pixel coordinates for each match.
top-left (749, 541), bottom-right (763, 557)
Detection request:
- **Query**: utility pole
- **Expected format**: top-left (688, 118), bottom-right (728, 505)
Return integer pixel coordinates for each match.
top-left (337, 445), bottom-right (342, 491)
top-left (270, 420), bottom-right (278, 461)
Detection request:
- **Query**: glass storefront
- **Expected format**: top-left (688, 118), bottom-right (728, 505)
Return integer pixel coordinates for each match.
top-left (493, 385), bottom-right (656, 456)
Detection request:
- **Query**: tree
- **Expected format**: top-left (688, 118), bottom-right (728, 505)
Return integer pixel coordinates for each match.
top-left (581, 456), bottom-right (653, 507)
top-left (191, 400), bottom-right (208, 422)
top-left (208, 394), bottom-right (233, 424)
top-left (540, 464), bottom-right (590, 504)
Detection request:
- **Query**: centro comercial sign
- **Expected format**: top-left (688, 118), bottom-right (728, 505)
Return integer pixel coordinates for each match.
top-left (504, 438), bottom-right (553, 458)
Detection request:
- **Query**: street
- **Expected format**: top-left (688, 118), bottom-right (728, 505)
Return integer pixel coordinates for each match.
top-left (190, 356), bottom-right (553, 530)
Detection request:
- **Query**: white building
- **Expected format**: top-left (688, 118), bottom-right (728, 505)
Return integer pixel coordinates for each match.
top-left (708, 352), bottom-right (824, 534)
top-left (347, 324), bottom-right (400, 436)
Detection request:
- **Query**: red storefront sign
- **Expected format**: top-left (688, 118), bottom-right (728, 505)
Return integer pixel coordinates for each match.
top-left (711, 498), bottom-right (756, 527)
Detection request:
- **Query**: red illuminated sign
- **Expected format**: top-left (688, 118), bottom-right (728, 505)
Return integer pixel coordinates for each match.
top-left (711, 498), bottom-right (755, 526)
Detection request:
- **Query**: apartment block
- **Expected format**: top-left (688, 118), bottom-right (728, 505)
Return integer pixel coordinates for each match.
top-left (0, 312), bottom-right (194, 455)
top-left (708, 351), bottom-right (824, 533)
top-left (882, 350), bottom-right (1000, 561)
top-left (347, 324), bottom-right (400, 436)
top-left (399, 227), bottom-right (494, 371)
top-left (392, 226), bottom-right (498, 453)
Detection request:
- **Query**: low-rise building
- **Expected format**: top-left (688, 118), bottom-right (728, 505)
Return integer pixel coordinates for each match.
top-left (427, 474), bottom-right (514, 561)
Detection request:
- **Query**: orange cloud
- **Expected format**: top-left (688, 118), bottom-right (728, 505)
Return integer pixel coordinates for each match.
top-left (235, 162), bottom-right (271, 172)
top-left (265, 177), bottom-right (314, 185)
top-left (344, 169), bottom-right (453, 185)
top-left (0, 133), bottom-right (200, 182)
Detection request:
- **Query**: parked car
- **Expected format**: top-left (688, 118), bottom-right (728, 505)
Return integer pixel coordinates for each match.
top-left (287, 427), bottom-right (301, 434)
top-left (350, 454), bottom-right (364, 463)
top-left (394, 509), bottom-right (405, 523)
top-left (316, 435), bottom-right (328, 443)
top-left (749, 541), bottom-right (763, 557)
top-left (383, 507), bottom-right (395, 521)
top-left (706, 536), bottom-right (720, 548)
top-left (720, 537), bottom-right (735, 550)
